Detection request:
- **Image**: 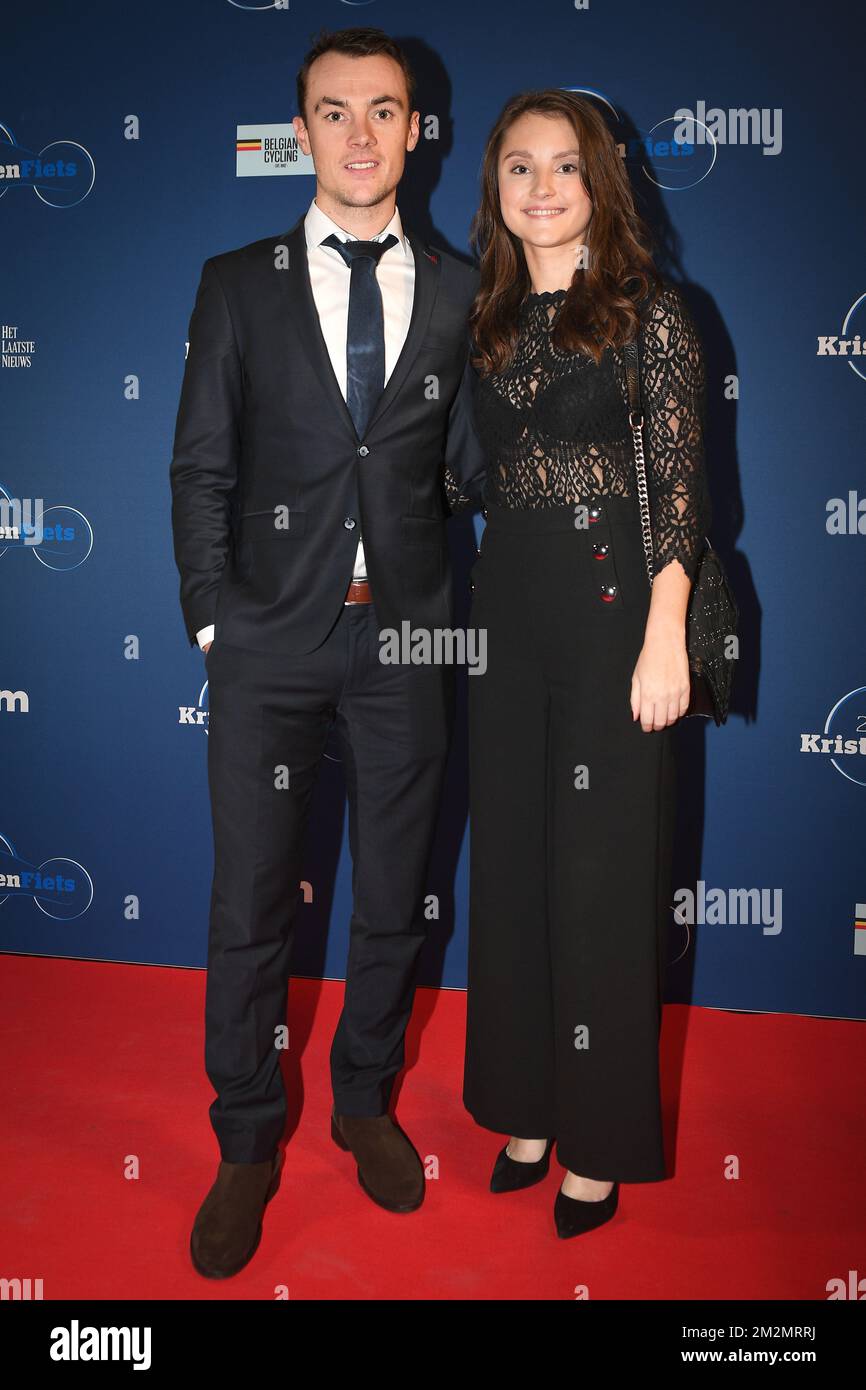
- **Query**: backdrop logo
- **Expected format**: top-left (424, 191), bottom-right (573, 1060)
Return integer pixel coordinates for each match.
top-left (179, 678), bottom-right (210, 733)
top-left (236, 124), bottom-right (314, 177)
top-left (560, 86), bottom-right (620, 123)
top-left (560, 90), bottom-right (712, 191)
top-left (817, 292), bottom-right (866, 384)
top-left (800, 686), bottom-right (866, 786)
top-left (639, 115), bottom-right (713, 190)
top-left (2, 323), bottom-right (36, 369)
top-left (0, 485), bottom-right (93, 569)
top-left (224, 0), bottom-right (377, 8)
top-left (563, 93), bottom-right (781, 189)
top-left (0, 834), bottom-right (94, 920)
top-left (0, 122), bottom-right (95, 207)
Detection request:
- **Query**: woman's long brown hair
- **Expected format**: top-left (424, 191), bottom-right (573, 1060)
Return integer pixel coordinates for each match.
top-left (469, 89), bottom-right (664, 374)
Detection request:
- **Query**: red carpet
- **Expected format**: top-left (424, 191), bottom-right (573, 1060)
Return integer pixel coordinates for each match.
top-left (1, 955), bottom-right (862, 1300)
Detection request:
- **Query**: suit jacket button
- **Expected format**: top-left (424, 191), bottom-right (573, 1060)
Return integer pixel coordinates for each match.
top-left (357, 445), bottom-right (369, 457)
top-left (344, 518), bottom-right (356, 529)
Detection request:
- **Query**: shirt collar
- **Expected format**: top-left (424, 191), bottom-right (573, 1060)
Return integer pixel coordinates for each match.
top-left (304, 197), bottom-right (410, 259)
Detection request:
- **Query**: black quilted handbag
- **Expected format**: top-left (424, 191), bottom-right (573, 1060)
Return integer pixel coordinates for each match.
top-left (622, 338), bottom-right (738, 725)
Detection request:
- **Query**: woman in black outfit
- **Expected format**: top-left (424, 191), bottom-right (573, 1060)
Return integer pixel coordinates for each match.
top-left (460, 90), bottom-right (710, 1238)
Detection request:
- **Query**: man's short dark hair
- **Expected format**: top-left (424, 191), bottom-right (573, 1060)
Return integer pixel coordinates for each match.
top-left (296, 27), bottom-right (417, 122)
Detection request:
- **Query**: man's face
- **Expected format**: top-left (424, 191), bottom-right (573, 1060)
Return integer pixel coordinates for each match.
top-left (294, 52), bottom-right (420, 214)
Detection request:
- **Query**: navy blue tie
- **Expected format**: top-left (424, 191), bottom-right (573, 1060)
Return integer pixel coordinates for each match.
top-left (321, 232), bottom-right (399, 438)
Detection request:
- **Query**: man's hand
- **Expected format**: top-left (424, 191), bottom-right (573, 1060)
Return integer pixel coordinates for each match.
top-left (202, 640), bottom-right (212, 654)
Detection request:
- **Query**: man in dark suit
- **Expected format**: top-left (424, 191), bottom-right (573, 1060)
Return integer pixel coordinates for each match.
top-left (169, 26), bottom-right (484, 1278)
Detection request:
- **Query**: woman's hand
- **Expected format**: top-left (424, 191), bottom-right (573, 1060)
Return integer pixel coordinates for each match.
top-left (630, 557), bottom-right (693, 730)
top-left (630, 627), bottom-right (690, 730)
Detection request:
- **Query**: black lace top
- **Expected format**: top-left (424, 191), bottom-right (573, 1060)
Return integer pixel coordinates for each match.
top-left (468, 284), bottom-right (710, 581)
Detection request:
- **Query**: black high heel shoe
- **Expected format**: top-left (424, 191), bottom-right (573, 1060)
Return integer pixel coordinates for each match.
top-left (554, 1179), bottom-right (619, 1238)
top-left (490, 1138), bottom-right (554, 1193)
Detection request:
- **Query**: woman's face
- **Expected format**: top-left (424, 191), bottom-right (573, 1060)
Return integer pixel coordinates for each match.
top-left (497, 111), bottom-right (593, 254)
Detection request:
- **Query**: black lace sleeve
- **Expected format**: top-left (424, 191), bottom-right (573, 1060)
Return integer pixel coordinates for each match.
top-left (639, 287), bottom-right (711, 581)
top-left (442, 357), bottom-right (488, 515)
top-left (443, 463), bottom-right (473, 514)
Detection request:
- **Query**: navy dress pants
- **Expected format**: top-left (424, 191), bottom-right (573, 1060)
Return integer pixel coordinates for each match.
top-left (204, 601), bottom-right (451, 1163)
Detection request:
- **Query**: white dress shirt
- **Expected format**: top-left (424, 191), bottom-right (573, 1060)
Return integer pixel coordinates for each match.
top-left (196, 197), bottom-right (415, 650)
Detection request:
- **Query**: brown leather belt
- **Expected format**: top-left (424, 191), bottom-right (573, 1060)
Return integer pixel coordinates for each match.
top-left (344, 578), bottom-right (372, 605)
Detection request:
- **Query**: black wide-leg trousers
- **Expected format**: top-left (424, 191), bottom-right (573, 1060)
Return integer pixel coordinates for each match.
top-left (204, 601), bottom-right (451, 1163)
top-left (463, 496), bottom-right (675, 1183)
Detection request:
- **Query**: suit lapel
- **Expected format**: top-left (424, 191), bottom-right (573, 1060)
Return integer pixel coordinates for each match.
top-left (276, 218), bottom-right (441, 441)
top-left (277, 218), bottom-right (359, 440)
top-left (363, 226), bottom-right (440, 435)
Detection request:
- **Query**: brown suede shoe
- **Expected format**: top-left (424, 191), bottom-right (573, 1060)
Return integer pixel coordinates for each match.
top-left (331, 1111), bottom-right (425, 1212)
top-left (190, 1150), bottom-right (284, 1279)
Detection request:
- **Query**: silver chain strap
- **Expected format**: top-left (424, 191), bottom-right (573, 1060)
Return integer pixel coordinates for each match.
top-left (623, 340), bottom-right (655, 585)
top-left (624, 336), bottom-right (712, 582)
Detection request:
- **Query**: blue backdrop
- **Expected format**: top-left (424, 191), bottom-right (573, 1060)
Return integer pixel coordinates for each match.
top-left (2, 0), bottom-right (864, 1019)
